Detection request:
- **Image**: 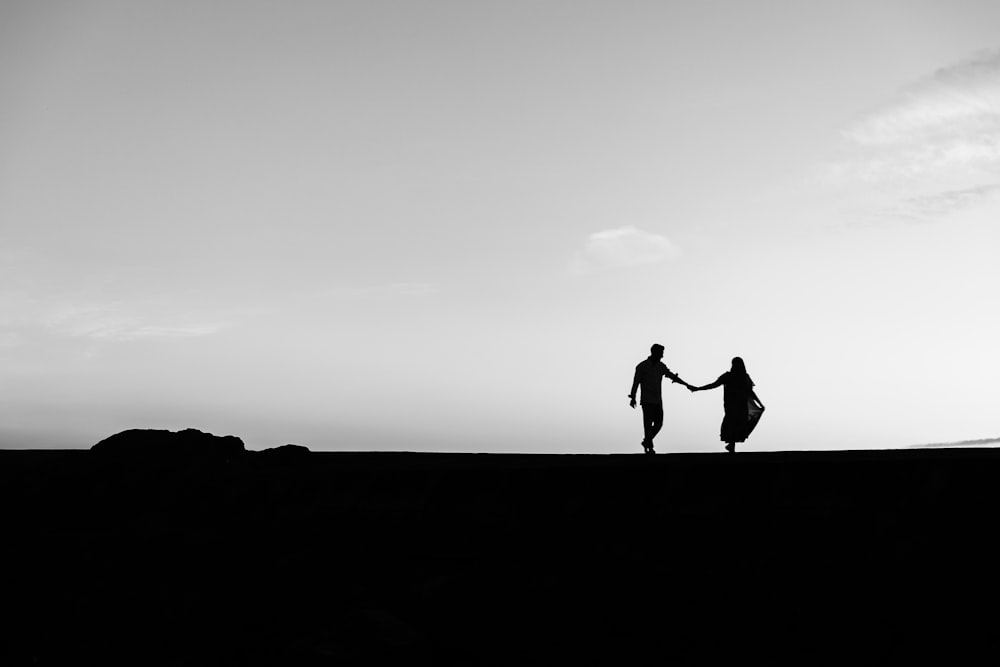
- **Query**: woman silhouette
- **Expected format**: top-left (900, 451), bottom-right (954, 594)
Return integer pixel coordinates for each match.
top-left (690, 357), bottom-right (765, 453)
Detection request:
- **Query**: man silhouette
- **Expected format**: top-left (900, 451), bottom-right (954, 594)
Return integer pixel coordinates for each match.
top-left (629, 344), bottom-right (691, 454)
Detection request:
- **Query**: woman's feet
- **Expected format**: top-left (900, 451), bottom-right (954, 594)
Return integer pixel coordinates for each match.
top-left (724, 443), bottom-right (735, 453)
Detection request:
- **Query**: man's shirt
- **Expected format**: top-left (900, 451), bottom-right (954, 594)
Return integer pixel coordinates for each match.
top-left (632, 358), bottom-right (678, 405)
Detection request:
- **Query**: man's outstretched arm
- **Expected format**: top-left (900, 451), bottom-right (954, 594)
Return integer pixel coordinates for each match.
top-left (666, 368), bottom-right (693, 389)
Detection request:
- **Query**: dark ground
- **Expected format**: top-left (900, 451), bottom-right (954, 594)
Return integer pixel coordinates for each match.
top-left (3, 441), bottom-right (1000, 665)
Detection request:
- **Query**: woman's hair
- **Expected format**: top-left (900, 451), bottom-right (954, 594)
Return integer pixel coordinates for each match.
top-left (730, 357), bottom-right (753, 387)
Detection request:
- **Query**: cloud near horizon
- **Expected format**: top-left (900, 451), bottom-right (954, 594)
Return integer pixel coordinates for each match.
top-left (568, 226), bottom-right (679, 276)
top-left (911, 436), bottom-right (1000, 448)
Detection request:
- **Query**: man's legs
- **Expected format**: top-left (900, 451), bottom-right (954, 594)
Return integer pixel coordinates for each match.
top-left (641, 403), bottom-right (664, 453)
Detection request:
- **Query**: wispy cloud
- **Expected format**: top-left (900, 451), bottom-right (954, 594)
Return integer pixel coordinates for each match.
top-left (568, 226), bottom-right (679, 276)
top-left (0, 282), bottom-right (437, 345)
top-left (877, 182), bottom-right (1000, 223)
top-left (844, 51), bottom-right (1000, 149)
top-left (313, 282), bottom-right (437, 300)
top-left (824, 142), bottom-right (1000, 186)
top-left (821, 50), bottom-right (1000, 222)
top-left (0, 331), bottom-right (22, 348)
top-left (0, 246), bottom-right (226, 343)
top-left (42, 304), bottom-right (223, 341)
top-left (911, 436), bottom-right (1000, 449)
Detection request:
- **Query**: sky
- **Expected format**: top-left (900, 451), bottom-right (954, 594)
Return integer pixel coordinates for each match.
top-left (2, 0), bottom-right (999, 452)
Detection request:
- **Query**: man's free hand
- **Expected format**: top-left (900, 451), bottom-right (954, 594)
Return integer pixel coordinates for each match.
top-left (629, 396), bottom-right (637, 409)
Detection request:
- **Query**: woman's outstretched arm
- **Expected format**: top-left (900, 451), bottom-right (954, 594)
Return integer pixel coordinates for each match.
top-left (690, 377), bottom-right (724, 392)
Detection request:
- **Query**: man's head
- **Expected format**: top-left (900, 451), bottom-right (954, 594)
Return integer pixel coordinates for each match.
top-left (650, 344), bottom-right (664, 360)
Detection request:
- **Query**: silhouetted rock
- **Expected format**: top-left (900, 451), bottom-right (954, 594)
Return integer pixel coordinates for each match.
top-left (257, 443), bottom-right (311, 464)
top-left (91, 427), bottom-right (245, 461)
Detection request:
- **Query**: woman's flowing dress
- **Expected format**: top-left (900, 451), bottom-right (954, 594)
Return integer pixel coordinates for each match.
top-left (718, 371), bottom-right (763, 443)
